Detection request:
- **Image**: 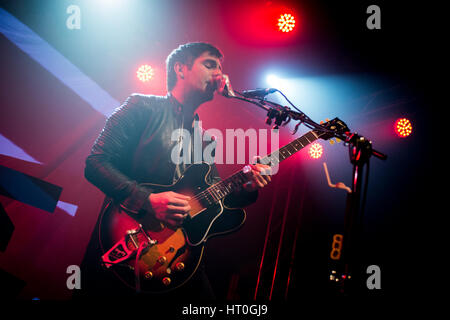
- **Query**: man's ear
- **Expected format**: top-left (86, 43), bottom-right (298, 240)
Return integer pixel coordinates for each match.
top-left (174, 62), bottom-right (185, 79)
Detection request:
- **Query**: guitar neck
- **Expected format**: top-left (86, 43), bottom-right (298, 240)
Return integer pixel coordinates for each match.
top-left (203, 130), bottom-right (321, 202)
top-left (260, 130), bottom-right (320, 165)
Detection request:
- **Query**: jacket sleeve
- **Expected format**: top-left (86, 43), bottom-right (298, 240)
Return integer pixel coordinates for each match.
top-left (84, 95), bottom-right (153, 215)
top-left (208, 164), bottom-right (258, 209)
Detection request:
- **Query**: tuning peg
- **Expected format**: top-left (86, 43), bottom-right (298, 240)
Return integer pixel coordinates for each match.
top-left (335, 138), bottom-right (342, 143)
top-left (329, 139), bottom-right (335, 145)
top-left (326, 118), bottom-right (330, 122)
top-left (320, 120), bottom-right (325, 125)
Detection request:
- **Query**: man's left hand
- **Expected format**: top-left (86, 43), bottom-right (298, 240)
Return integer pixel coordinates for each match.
top-left (242, 163), bottom-right (272, 192)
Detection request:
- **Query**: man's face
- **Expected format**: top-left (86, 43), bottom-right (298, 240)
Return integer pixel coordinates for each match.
top-left (182, 51), bottom-right (223, 102)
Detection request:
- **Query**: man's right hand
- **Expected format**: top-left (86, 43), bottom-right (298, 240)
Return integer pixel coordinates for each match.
top-left (148, 191), bottom-right (191, 228)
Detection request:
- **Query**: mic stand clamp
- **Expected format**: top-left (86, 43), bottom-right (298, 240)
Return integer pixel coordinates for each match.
top-left (264, 106), bottom-right (291, 130)
top-left (346, 132), bottom-right (374, 165)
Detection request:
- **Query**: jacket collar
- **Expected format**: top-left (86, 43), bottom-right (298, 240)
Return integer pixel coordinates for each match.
top-left (167, 92), bottom-right (199, 122)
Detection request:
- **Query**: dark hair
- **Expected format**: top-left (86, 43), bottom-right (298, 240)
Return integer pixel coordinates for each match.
top-left (166, 42), bottom-right (223, 91)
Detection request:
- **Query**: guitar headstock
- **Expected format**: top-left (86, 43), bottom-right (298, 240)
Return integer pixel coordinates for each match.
top-left (315, 117), bottom-right (349, 141)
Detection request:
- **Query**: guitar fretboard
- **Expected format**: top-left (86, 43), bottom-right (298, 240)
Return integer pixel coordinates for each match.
top-left (197, 130), bottom-right (321, 205)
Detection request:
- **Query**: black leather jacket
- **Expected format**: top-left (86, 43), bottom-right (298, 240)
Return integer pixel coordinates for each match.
top-left (84, 93), bottom-right (257, 216)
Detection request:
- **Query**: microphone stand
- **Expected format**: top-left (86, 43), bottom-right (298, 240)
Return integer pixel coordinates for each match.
top-left (227, 89), bottom-right (387, 296)
top-left (338, 131), bottom-right (386, 295)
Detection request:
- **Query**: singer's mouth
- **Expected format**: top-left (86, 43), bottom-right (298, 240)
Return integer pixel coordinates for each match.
top-left (205, 80), bottom-right (218, 92)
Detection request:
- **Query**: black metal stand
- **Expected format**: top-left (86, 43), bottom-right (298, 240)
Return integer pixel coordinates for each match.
top-left (341, 133), bottom-right (380, 294)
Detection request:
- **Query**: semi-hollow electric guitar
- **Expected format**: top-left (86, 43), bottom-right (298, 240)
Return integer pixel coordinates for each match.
top-left (98, 118), bottom-right (348, 293)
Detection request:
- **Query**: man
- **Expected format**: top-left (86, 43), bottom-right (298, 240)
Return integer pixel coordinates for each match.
top-left (78, 42), bottom-right (271, 300)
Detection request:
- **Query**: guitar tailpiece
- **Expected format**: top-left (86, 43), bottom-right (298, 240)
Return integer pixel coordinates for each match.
top-left (101, 227), bottom-right (155, 269)
top-left (101, 235), bottom-right (137, 269)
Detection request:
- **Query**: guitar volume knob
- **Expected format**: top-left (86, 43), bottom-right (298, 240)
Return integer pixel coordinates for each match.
top-left (144, 271), bottom-right (153, 280)
top-left (157, 256), bottom-right (167, 264)
top-left (175, 262), bottom-right (185, 271)
top-left (162, 277), bottom-right (171, 286)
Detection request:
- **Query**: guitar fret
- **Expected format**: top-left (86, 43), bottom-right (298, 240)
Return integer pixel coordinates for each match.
top-left (199, 129), bottom-right (321, 205)
top-left (213, 186), bottom-right (222, 201)
top-left (216, 186), bottom-right (223, 198)
top-left (286, 144), bottom-right (296, 154)
top-left (299, 136), bottom-right (308, 146)
top-left (305, 131), bottom-right (317, 142)
top-left (309, 131), bottom-right (319, 139)
top-left (298, 140), bottom-right (304, 148)
top-left (209, 187), bottom-right (216, 201)
top-left (201, 191), bottom-right (210, 205)
top-left (224, 181), bottom-right (232, 194)
top-left (208, 188), bottom-right (217, 203)
top-left (205, 178), bottom-right (234, 203)
top-left (221, 184), bottom-right (228, 195)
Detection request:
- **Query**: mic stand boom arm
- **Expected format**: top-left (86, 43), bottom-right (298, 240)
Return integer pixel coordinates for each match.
top-left (229, 92), bottom-right (387, 160)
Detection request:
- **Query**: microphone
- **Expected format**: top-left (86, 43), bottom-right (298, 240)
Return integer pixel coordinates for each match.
top-left (241, 88), bottom-right (277, 98)
top-left (215, 74), bottom-right (236, 98)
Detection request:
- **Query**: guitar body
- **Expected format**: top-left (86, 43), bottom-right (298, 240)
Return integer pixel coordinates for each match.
top-left (99, 163), bottom-right (246, 293)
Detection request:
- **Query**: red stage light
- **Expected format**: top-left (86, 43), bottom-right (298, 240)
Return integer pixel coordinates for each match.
top-left (309, 143), bottom-right (323, 159)
top-left (136, 64), bottom-right (154, 82)
top-left (395, 118), bottom-right (412, 138)
top-left (278, 13), bottom-right (295, 33)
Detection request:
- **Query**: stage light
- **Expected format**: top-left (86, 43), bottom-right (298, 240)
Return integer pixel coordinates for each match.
top-left (278, 13), bottom-right (295, 33)
top-left (266, 74), bottom-right (290, 90)
top-left (95, 0), bottom-right (126, 7)
top-left (266, 74), bottom-right (281, 87)
top-left (136, 64), bottom-right (154, 82)
top-left (309, 143), bottom-right (323, 159)
top-left (395, 118), bottom-right (412, 138)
